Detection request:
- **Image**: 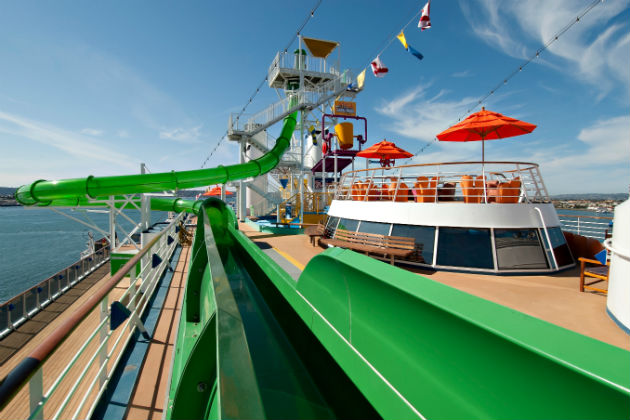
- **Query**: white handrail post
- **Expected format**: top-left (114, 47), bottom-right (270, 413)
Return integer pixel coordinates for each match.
top-left (98, 297), bottom-right (108, 388)
top-left (29, 368), bottom-right (44, 420)
top-left (129, 270), bottom-right (137, 313)
top-left (534, 207), bottom-right (559, 270)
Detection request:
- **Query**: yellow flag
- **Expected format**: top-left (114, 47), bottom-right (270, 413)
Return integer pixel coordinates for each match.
top-left (397, 31), bottom-right (408, 50)
top-left (357, 69), bottom-right (366, 90)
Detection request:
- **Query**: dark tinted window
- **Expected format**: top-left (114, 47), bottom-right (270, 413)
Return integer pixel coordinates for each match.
top-left (494, 229), bottom-right (548, 270)
top-left (358, 221), bottom-right (391, 236)
top-left (324, 216), bottom-right (339, 237)
top-left (546, 227), bottom-right (574, 267)
top-left (325, 216), bottom-right (339, 230)
top-left (337, 218), bottom-right (359, 233)
top-left (391, 224), bottom-right (435, 264)
top-left (437, 227), bottom-right (494, 269)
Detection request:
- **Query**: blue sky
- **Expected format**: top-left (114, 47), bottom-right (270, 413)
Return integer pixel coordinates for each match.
top-left (0, 0), bottom-right (628, 194)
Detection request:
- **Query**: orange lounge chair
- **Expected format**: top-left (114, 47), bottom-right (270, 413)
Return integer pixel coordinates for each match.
top-left (461, 175), bottom-right (483, 203)
top-left (351, 181), bottom-right (366, 201)
top-left (498, 177), bottom-right (521, 203)
top-left (414, 176), bottom-right (438, 203)
top-left (387, 178), bottom-right (411, 202)
top-left (365, 180), bottom-right (381, 201)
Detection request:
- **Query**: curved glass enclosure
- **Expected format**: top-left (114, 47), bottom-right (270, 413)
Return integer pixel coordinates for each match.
top-left (324, 217), bottom-right (573, 273)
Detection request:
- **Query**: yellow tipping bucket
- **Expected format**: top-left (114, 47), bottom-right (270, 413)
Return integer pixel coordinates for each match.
top-left (335, 122), bottom-right (353, 150)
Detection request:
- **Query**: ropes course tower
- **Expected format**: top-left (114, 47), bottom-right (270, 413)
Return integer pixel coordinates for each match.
top-left (227, 35), bottom-right (362, 224)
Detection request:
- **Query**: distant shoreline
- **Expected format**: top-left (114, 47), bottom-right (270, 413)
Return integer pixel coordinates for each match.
top-left (0, 197), bottom-right (18, 207)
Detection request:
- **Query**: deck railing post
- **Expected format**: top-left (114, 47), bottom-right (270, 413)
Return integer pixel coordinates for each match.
top-left (29, 368), bottom-right (44, 420)
top-left (99, 297), bottom-right (108, 388)
top-left (577, 217), bottom-right (581, 235)
top-left (22, 294), bottom-right (27, 320)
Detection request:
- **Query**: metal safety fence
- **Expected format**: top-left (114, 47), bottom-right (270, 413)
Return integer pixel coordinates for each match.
top-left (558, 214), bottom-right (612, 241)
top-left (0, 212), bottom-right (187, 420)
top-left (0, 246), bottom-right (110, 339)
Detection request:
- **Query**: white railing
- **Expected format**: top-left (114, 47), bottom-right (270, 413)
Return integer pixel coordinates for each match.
top-left (267, 51), bottom-right (341, 82)
top-left (558, 214), bottom-right (612, 241)
top-left (334, 161), bottom-right (550, 204)
top-left (228, 69), bottom-right (356, 136)
top-left (0, 246), bottom-right (110, 339)
top-left (7, 213), bottom-right (186, 420)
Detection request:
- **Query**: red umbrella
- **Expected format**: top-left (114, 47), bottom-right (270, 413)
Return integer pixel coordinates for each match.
top-left (356, 140), bottom-right (413, 168)
top-left (201, 185), bottom-right (233, 197)
top-left (436, 107), bottom-right (536, 163)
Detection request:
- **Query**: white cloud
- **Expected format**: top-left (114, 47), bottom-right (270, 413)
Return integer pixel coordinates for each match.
top-left (159, 125), bottom-right (202, 143)
top-left (377, 83), bottom-right (629, 193)
top-left (80, 128), bottom-right (103, 136)
top-left (451, 70), bottom-right (472, 78)
top-left (460, 0), bottom-right (630, 97)
top-left (0, 110), bottom-right (136, 169)
top-left (117, 129), bottom-right (129, 138)
top-left (377, 83), bottom-right (479, 143)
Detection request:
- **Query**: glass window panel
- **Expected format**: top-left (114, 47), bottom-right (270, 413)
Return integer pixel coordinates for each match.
top-left (324, 216), bottom-right (339, 237)
top-left (546, 227), bottom-right (574, 267)
top-left (437, 227), bottom-right (494, 269)
top-left (325, 216), bottom-right (339, 230)
top-left (337, 218), bottom-right (359, 233)
top-left (358, 221), bottom-right (391, 236)
top-left (390, 224), bottom-right (435, 264)
top-left (494, 229), bottom-right (549, 270)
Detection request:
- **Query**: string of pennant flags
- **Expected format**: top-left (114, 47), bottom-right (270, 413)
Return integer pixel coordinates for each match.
top-left (353, 0), bottom-right (432, 89)
top-left (201, 0), bottom-right (601, 170)
top-left (402, 0), bottom-right (604, 161)
top-left (200, 0), bottom-right (323, 168)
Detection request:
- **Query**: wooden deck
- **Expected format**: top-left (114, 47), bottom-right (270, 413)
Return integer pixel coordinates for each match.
top-left (239, 222), bottom-right (629, 351)
top-left (123, 243), bottom-right (191, 420)
top-left (0, 241), bottom-right (192, 419)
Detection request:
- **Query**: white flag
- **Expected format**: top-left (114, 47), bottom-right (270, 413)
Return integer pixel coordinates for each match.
top-left (418, 0), bottom-right (431, 31)
top-left (370, 56), bottom-right (389, 78)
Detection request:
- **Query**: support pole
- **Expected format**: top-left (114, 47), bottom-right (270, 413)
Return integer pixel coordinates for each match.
top-left (140, 163), bottom-right (150, 232)
top-left (109, 196), bottom-right (117, 251)
top-left (239, 142), bottom-right (247, 222)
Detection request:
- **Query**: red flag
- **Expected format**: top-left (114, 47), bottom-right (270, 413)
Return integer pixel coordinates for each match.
top-left (418, 0), bottom-right (431, 31)
top-left (370, 56), bottom-right (389, 77)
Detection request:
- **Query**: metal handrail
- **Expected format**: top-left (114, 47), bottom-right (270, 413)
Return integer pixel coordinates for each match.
top-left (0, 246), bottom-right (110, 339)
top-left (558, 214), bottom-right (612, 241)
top-left (0, 213), bottom-right (185, 418)
top-left (336, 161), bottom-right (548, 204)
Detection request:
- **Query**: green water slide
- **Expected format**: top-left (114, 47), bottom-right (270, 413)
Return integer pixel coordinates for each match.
top-left (12, 105), bottom-right (629, 418)
top-left (168, 197), bottom-right (629, 419)
top-left (14, 110), bottom-right (297, 209)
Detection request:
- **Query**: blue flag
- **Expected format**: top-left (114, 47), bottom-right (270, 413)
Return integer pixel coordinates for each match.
top-left (595, 248), bottom-right (607, 265)
top-left (408, 45), bottom-right (424, 61)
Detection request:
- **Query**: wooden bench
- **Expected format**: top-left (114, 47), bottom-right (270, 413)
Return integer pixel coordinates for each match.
top-left (304, 222), bottom-right (326, 246)
top-left (319, 229), bottom-right (415, 265)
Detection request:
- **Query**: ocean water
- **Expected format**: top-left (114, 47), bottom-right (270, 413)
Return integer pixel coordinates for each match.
top-left (0, 206), bottom-right (615, 304)
top-left (0, 207), bottom-right (168, 303)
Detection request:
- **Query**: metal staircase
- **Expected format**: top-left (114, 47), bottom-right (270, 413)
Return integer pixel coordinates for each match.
top-left (227, 70), bottom-right (357, 140)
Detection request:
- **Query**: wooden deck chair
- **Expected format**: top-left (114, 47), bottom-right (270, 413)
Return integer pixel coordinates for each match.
top-left (579, 257), bottom-right (609, 294)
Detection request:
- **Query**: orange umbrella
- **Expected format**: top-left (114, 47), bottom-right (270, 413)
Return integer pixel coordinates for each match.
top-left (436, 107), bottom-right (536, 163)
top-left (356, 140), bottom-right (413, 167)
top-left (201, 185), bottom-right (233, 197)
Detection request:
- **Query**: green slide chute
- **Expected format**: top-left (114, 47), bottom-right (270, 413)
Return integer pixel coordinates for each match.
top-left (14, 111), bottom-right (297, 210)
top-left (167, 197), bottom-right (630, 419)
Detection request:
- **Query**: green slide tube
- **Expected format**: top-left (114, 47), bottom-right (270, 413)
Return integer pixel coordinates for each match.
top-left (14, 111), bottom-right (297, 209)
